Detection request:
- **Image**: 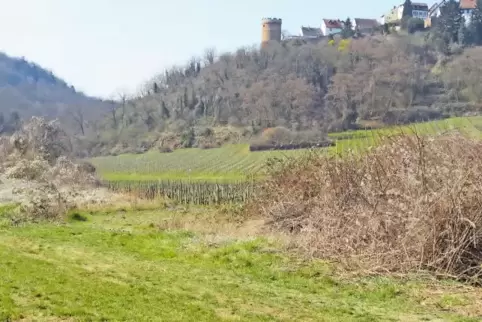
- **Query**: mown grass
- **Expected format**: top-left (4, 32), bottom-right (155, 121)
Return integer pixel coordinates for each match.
top-left (0, 207), bottom-right (481, 321)
top-left (90, 117), bottom-right (482, 183)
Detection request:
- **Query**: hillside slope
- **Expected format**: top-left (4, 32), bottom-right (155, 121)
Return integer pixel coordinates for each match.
top-left (0, 52), bottom-right (114, 135)
top-left (86, 32), bottom-right (482, 156)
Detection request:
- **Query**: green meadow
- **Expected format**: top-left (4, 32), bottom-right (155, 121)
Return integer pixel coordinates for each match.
top-left (1, 205), bottom-right (480, 321)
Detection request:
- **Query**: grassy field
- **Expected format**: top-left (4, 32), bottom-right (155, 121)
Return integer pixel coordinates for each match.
top-left (90, 116), bottom-right (482, 183)
top-left (1, 205), bottom-right (481, 321)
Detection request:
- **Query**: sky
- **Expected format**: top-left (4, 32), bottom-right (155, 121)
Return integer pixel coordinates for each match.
top-left (0, 0), bottom-right (416, 99)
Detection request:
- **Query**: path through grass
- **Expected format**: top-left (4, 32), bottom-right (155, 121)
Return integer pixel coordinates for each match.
top-left (0, 207), bottom-right (481, 321)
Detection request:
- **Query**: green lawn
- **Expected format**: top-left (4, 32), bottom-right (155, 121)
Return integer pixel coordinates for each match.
top-left (0, 207), bottom-right (481, 321)
top-left (90, 116), bottom-right (482, 182)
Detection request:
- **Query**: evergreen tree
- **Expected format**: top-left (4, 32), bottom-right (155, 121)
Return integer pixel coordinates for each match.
top-left (190, 90), bottom-right (198, 109)
top-left (153, 82), bottom-right (160, 94)
top-left (468, 0), bottom-right (482, 45)
top-left (436, 0), bottom-right (463, 43)
top-left (382, 23), bottom-right (390, 35)
top-left (183, 87), bottom-right (190, 109)
top-left (402, 0), bottom-right (413, 19)
top-left (161, 100), bottom-right (170, 119)
top-left (401, 0), bottom-right (413, 29)
top-left (342, 18), bottom-right (354, 38)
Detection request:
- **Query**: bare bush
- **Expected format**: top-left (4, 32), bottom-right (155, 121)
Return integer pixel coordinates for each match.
top-left (5, 157), bottom-right (49, 180)
top-left (251, 132), bottom-right (482, 281)
top-left (47, 156), bottom-right (100, 187)
top-left (0, 117), bottom-right (107, 223)
top-left (9, 117), bottom-right (71, 164)
top-left (17, 183), bottom-right (73, 222)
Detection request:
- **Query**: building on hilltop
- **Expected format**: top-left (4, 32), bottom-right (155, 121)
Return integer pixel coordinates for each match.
top-left (384, 2), bottom-right (429, 26)
top-left (460, 0), bottom-right (477, 21)
top-left (261, 18), bottom-right (282, 47)
top-left (300, 26), bottom-right (323, 38)
top-left (412, 2), bottom-right (430, 18)
top-left (260, 14), bottom-right (380, 46)
top-left (353, 18), bottom-right (380, 34)
top-left (379, 14), bottom-right (386, 25)
top-left (321, 19), bottom-right (344, 36)
top-left (425, 0), bottom-right (476, 28)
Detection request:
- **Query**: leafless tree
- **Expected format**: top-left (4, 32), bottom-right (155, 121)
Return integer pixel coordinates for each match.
top-left (69, 106), bottom-right (86, 136)
top-left (203, 47), bottom-right (216, 66)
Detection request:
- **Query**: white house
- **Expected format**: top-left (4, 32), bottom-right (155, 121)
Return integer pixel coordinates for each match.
top-left (384, 2), bottom-right (429, 24)
top-left (412, 2), bottom-right (430, 19)
top-left (321, 19), bottom-right (344, 36)
top-left (461, 0), bottom-right (476, 23)
top-left (379, 15), bottom-right (386, 24)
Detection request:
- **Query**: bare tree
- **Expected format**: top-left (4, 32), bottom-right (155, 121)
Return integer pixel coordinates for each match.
top-left (203, 48), bottom-right (216, 66)
top-left (70, 106), bottom-right (86, 135)
top-left (106, 90), bottom-right (130, 129)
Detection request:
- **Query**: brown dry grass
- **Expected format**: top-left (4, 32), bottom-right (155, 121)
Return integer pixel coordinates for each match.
top-left (250, 132), bottom-right (482, 282)
top-left (156, 206), bottom-right (264, 242)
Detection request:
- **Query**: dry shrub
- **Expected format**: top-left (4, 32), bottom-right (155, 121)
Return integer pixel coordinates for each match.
top-left (252, 132), bottom-right (482, 281)
top-left (8, 117), bottom-right (71, 164)
top-left (5, 157), bottom-right (49, 180)
top-left (260, 127), bottom-right (293, 144)
top-left (0, 117), bottom-right (106, 223)
top-left (15, 183), bottom-right (73, 222)
top-left (158, 146), bottom-right (173, 153)
top-left (0, 136), bottom-right (13, 164)
top-left (77, 160), bottom-right (96, 174)
top-left (1, 117), bottom-right (98, 187)
top-left (47, 157), bottom-right (100, 187)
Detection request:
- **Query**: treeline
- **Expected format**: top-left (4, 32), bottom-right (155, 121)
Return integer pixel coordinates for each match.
top-left (79, 4), bottom-right (482, 155)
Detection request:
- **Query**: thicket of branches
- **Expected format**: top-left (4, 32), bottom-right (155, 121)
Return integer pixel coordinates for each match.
top-left (251, 132), bottom-right (482, 281)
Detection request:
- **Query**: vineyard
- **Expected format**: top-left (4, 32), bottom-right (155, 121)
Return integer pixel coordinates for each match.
top-left (104, 180), bottom-right (255, 204)
top-left (91, 116), bottom-right (482, 203)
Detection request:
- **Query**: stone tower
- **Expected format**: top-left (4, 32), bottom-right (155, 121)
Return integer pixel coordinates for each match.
top-left (261, 18), bottom-right (282, 47)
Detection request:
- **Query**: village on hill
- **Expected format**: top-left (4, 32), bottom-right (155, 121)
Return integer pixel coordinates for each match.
top-left (261, 0), bottom-right (478, 42)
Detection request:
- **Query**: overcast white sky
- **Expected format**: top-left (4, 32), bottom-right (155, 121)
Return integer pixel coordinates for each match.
top-left (0, 0), bottom-right (398, 98)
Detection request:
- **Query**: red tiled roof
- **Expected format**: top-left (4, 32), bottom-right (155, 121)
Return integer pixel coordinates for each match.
top-left (323, 19), bottom-right (343, 28)
top-left (460, 0), bottom-right (476, 9)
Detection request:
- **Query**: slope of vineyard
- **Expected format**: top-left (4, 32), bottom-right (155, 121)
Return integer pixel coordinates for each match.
top-left (90, 116), bottom-right (482, 183)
